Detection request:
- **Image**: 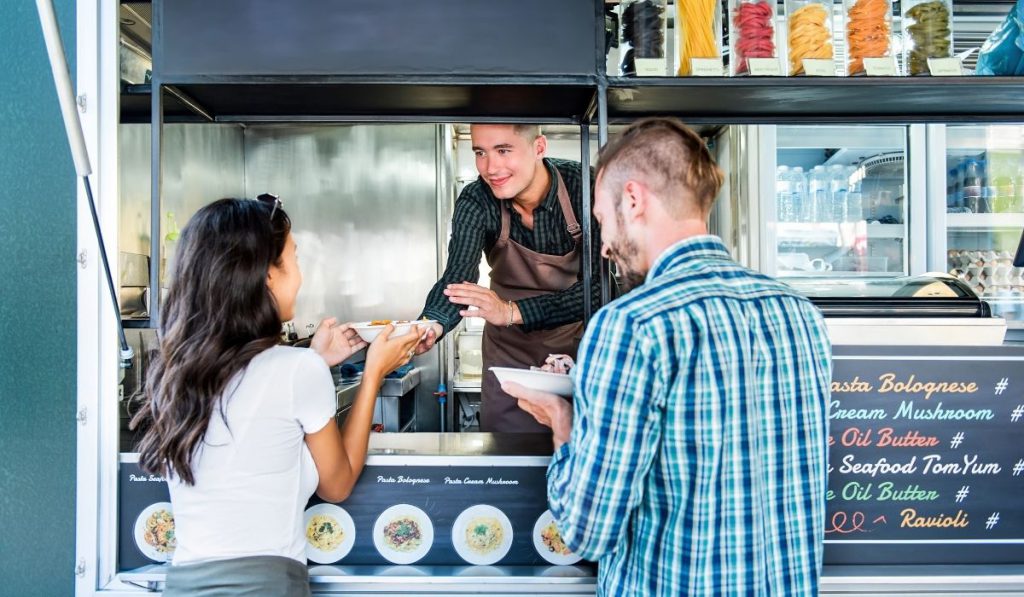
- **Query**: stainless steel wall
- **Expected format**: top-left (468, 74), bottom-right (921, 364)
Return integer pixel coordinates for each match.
top-left (243, 124), bottom-right (444, 430)
top-left (119, 124), bottom-right (246, 258)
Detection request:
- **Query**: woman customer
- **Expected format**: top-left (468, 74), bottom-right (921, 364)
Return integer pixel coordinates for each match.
top-left (131, 196), bottom-right (423, 596)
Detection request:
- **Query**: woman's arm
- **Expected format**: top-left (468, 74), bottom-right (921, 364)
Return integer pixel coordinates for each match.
top-left (305, 324), bottom-right (423, 502)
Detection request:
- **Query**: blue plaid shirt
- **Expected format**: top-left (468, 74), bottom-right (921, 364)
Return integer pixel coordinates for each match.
top-left (549, 235), bottom-right (831, 596)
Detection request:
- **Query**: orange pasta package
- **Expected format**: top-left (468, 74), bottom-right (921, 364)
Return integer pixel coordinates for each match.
top-left (784, 0), bottom-right (837, 76)
top-left (729, 0), bottom-right (779, 76)
top-left (676, 0), bottom-right (724, 76)
top-left (844, 0), bottom-right (893, 75)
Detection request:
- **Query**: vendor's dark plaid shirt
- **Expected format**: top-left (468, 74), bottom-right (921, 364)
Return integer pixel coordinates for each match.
top-left (420, 158), bottom-right (600, 334)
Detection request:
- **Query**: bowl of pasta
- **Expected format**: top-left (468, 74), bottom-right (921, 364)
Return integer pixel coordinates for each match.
top-left (351, 319), bottom-right (436, 343)
top-left (304, 503), bottom-right (356, 564)
top-left (133, 502), bottom-right (177, 562)
top-left (452, 505), bottom-right (514, 566)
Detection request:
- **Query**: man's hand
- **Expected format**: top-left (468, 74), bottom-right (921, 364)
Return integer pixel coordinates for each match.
top-left (310, 317), bottom-right (368, 367)
top-left (413, 322), bottom-right (444, 355)
top-left (502, 381), bottom-right (573, 449)
top-left (445, 282), bottom-right (517, 327)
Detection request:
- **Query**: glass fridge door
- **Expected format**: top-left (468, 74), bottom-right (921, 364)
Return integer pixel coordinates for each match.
top-left (771, 125), bottom-right (909, 280)
top-left (944, 125), bottom-right (1024, 329)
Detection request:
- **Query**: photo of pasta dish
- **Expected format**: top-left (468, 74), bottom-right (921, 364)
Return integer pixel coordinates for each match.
top-left (464, 517), bottom-right (504, 554)
top-left (144, 509), bottom-right (176, 554)
top-left (382, 516), bottom-right (423, 552)
top-left (306, 514), bottom-right (344, 552)
top-left (540, 521), bottom-right (571, 556)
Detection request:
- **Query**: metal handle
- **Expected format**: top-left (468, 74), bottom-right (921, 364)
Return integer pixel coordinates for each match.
top-left (35, 0), bottom-right (92, 177)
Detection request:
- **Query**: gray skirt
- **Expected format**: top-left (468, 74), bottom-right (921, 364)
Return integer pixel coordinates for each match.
top-left (163, 555), bottom-right (311, 597)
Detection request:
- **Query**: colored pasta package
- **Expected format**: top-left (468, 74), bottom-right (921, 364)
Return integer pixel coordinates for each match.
top-left (784, 0), bottom-right (837, 75)
top-left (729, 0), bottom-right (778, 75)
top-left (901, 0), bottom-right (953, 76)
top-left (620, 0), bottom-right (669, 76)
top-left (676, 0), bottom-right (724, 76)
top-left (844, 0), bottom-right (893, 75)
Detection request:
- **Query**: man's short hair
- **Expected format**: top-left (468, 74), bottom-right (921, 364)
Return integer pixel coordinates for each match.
top-left (596, 118), bottom-right (724, 217)
top-left (513, 125), bottom-right (542, 140)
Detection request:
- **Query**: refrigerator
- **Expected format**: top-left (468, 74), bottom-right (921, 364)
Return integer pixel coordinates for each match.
top-left (719, 123), bottom-right (1020, 341)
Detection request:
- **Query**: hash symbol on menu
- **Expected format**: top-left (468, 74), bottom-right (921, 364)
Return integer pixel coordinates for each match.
top-left (986, 512), bottom-right (1000, 530)
top-left (949, 432), bottom-right (964, 449)
top-left (955, 486), bottom-right (970, 503)
top-left (1013, 459), bottom-right (1024, 476)
top-left (1011, 405), bottom-right (1024, 423)
top-left (995, 378), bottom-right (1010, 395)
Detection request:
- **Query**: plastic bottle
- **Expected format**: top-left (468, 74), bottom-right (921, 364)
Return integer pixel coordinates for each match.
top-left (829, 165), bottom-right (850, 222)
top-left (776, 165), bottom-right (794, 221)
top-left (792, 166), bottom-right (809, 222)
top-left (963, 159), bottom-right (982, 213)
top-left (843, 165), bottom-right (860, 222)
top-left (808, 165), bottom-right (829, 222)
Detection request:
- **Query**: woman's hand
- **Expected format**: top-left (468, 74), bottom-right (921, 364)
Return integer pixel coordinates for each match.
top-left (310, 317), bottom-right (367, 367)
top-left (363, 324), bottom-right (424, 380)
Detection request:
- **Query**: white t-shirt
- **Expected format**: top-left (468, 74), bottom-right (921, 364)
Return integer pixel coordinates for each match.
top-left (168, 345), bottom-right (335, 565)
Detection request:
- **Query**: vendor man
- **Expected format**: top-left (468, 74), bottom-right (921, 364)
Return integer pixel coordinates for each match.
top-left (415, 124), bottom-right (599, 433)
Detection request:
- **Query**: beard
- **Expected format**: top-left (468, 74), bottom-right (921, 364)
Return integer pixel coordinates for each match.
top-left (605, 218), bottom-right (646, 292)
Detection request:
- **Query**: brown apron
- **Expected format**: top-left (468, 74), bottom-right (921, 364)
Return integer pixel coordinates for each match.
top-left (481, 169), bottom-right (584, 433)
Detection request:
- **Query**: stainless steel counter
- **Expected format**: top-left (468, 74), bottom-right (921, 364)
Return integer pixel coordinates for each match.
top-left (367, 432), bottom-right (554, 457)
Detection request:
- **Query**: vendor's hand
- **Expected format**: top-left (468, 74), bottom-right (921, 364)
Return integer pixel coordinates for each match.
top-left (502, 381), bottom-right (573, 448)
top-left (444, 282), bottom-right (513, 327)
top-left (414, 322), bottom-right (444, 355)
top-left (310, 317), bottom-right (367, 367)
top-left (364, 324), bottom-right (424, 380)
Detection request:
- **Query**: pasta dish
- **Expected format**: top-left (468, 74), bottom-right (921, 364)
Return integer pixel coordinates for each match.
top-left (465, 517), bottom-right (503, 554)
top-left (144, 509), bottom-right (176, 554)
top-left (382, 517), bottom-right (422, 552)
top-left (306, 514), bottom-right (344, 552)
top-left (540, 521), bottom-right (571, 556)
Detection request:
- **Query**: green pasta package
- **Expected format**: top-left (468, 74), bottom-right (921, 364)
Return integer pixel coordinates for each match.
top-left (902, 0), bottom-right (954, 75)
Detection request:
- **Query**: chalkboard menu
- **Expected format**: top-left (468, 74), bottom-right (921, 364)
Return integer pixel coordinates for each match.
top-left (825, 347), bottom-right (1024, 565)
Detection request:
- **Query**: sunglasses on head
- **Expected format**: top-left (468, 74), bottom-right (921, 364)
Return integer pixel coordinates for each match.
top-left (256, 193), bottom-right (282, 220)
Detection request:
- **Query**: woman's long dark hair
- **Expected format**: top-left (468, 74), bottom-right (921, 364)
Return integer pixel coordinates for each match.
top-left (131, 198), bottom-right (291, 485)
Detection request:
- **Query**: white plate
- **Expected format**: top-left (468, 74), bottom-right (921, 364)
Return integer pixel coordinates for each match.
top-left (490, 367), bottom-right (573, 397)
top-left (350, 320), bottom-right (436, 343)
top-left (304, 503), bottom-right (356, 564)
top-left (532, 510), bottom-right (581, 565)
top-left (373, 504), bottom-right (434, 564)
top-left (452, 505), bottom-right (514, 566)
top-left (134, 502), bottom-right (177, 562)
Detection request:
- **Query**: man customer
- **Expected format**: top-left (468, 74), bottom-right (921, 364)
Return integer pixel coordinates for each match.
top-left (504, 118), bottom-right (832, 595)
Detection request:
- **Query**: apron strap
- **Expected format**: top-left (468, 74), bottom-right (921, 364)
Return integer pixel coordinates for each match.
top-left (498, 166), bottom-right (580, 245)
top-left (553, 169), bottom-right (582, 239)
top-left (498, 197), bottom-right (511, 243)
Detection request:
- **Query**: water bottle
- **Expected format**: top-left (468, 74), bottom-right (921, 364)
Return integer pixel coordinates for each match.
top-left (776, 165), bottom-right (794, 222)
top-left (808, 165), bottom-right (828, 223)
top-left (963, 159), bottom-right (982, 213)
top-left (792, 167), bottom-right (808, 222)
top-left (845, 166), bottom-right (862, 222)
top-left (829, 165), bottom-right (849, 223)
